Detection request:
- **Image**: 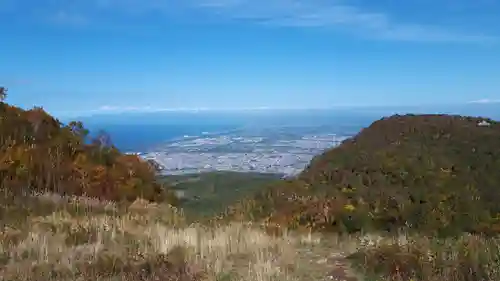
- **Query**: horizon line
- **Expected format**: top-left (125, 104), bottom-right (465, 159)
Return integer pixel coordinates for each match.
top-left (51, 101), bottom-right (500, 120)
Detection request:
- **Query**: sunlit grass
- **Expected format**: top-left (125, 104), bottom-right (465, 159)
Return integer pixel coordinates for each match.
top-left (0, 193), bottom-right (303, 281)
top-left (3, 192), bottom-right (500, 281)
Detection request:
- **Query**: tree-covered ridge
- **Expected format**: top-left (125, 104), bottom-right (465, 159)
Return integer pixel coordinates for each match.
top-left (223, 114), bottom-right (500, 236)
top-left (0, 87), bottom-right (176, 204)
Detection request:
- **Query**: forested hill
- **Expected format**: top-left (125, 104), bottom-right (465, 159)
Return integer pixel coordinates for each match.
top-left (223, 114), bottom-right (500, 236)
top-left (0, 87), bottom-right (176, 204)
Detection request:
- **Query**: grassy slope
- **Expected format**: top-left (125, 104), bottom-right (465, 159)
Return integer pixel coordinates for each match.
top-left (4, 191), bottom-right (500, 281)
top-left (0, 191), bottom-right (367, 281)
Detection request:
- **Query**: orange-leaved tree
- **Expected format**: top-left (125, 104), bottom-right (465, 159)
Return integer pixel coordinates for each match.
top-left (0, 87), bottom-right (177, 205)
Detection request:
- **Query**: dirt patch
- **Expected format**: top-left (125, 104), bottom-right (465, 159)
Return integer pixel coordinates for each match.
top-left (324, 255), bottom-right (359, 281)
top-left (292, 234), bottom-right (363, 281)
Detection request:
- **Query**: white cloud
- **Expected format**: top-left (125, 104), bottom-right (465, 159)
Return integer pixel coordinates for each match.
top-left (9, 0), bottom-right (495, 43)
top-left (149, 0), bottom-right (497, 42)
top-left (219, 1), bottom-right (494, 42)
top-left (96, 105), bottom-right (214, 112)
top-left (98, 105), bottom-right (119, 111)
top-left (97, 105), bottom-right (155, 112)
top-left (94, 105), bottom-right (302, 113)
top-left (468, 99), bottom-right (500, 104)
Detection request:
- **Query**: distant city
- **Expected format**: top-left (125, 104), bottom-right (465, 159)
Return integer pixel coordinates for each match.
top-left (134, 127), bottom-right (351, 177)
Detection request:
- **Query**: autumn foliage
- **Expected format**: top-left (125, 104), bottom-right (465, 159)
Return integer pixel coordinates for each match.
top-left (0, 87), bottom-right (176, 204)
top-left (224, 114), bottom-right (500, 236)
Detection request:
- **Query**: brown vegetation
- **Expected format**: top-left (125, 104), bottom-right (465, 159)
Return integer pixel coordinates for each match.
top-left (0, 191), bottom-right (330, 281)
top-left (347, 233), bottom-right (500, 281)
top-left (0, 87), bottom-right (176, 203)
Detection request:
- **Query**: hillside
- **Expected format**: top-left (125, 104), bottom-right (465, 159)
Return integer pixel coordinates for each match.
top-left (0, 87), bottom-right (176, 204)
top-left (158, 171), bottom-right (282, 220)
top-left (223, 114), bottom-right (500, 236)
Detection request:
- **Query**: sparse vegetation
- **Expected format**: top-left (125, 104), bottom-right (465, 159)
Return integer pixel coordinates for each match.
top-left (0, 191), bottom-right (355, 281)
top-left (3, 87), bottom-right (500, 280)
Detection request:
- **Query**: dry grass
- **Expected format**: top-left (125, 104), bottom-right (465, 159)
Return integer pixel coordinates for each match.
top-left (0, 192), bottom-right (322, 281)
top-left (349, 232), bottom-right (500, 281)
top-left (4, 192), bottom-right (499, 281)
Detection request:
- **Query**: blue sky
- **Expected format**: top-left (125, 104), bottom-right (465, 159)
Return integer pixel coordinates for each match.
top-left (1, 0), bottom-right (500, 117)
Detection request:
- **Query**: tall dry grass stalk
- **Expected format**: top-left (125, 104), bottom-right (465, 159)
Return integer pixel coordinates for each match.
top-left (0, 193), bottom-right (305, 281)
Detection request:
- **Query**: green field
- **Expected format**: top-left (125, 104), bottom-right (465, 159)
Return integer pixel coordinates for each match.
top-left (158, 171), bottom-right (283, 219)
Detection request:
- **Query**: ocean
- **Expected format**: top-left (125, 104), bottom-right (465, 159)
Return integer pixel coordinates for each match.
top-left (88, 123), bottom-right (239, 152)
top-left (79, 109), bottom-right (388, 153)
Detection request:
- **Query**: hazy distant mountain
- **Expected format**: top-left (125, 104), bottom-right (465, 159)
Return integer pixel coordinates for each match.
top-left (70, 103), bottom-right (500, 128)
